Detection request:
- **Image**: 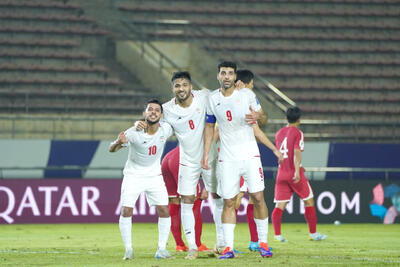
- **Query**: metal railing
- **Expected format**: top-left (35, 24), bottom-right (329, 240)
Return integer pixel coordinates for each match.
top-left (123, 19), bottom-right (296, 111)
top-left (1, 166), bottom-right (399, 181)
top-left (122, 20), bottom-right (206, 90)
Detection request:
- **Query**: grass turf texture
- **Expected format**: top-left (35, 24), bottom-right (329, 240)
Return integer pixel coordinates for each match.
top-left (1, 223), bottom-right (399, 266)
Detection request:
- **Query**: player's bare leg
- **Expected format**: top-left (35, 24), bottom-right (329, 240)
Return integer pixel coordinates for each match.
top-left (304, 198), bottom-right (327, 241)
top-left (120, 207), bottom-right (134, 260)
top-left (218, 195), bottom-right (237, 259)
top-left (249, 192), bottom-right (273, 258)
top-left (181, 194), bottom-right (198, 259)
top-left (272, 201), bottom-right (289, 242)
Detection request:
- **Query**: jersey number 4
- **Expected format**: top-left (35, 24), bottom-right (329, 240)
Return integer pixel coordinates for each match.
top-left (279, 137), bottom-right (289, 159)
top-left (148, 145), bottom-right (157, 155)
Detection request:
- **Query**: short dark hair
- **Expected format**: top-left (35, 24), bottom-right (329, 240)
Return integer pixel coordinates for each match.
top-left (218, 61), bottom-right (237, 73)
top-left (286, 106), bottom-right (301, 123)
top-left (171, 71), bottom-right (191, 83)
top-left (236, 69), bottom-right (254, 84)
top-left (145, 98), bottom-right (163, 113)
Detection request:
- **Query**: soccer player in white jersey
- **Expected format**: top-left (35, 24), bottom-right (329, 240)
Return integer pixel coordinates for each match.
top-left (202, 61), bottom-right (273, 259)
top-left (109, 99), bottom-right (173, 260)
top-left (135, 71), bottom-right (222, 260)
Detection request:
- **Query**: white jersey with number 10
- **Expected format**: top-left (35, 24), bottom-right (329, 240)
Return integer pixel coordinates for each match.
top-left (122, 122), bottom-right (173, 177)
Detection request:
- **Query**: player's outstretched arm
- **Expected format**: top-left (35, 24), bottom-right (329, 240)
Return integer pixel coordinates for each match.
top-left (293, 149), bottom-right (302, 183)
top-left (109, 131), bottom-right (128, 152)
top-left (252, 124), bottom-right (283, 163)
top-left (201, 122), bottom-right (215, 170)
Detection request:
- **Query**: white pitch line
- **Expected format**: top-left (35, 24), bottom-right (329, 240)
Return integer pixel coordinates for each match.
top-left (0, 250), bottom-right (99, 255)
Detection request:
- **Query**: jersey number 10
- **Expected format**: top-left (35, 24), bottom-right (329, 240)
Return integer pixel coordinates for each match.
top-left (148, 145), bottom-right (157, 155)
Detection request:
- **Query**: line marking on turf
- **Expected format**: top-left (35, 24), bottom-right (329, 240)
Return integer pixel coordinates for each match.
top-left (0, 250), bottom-right (100, 255)
top-left (311, 255), bottom-right (400, 264)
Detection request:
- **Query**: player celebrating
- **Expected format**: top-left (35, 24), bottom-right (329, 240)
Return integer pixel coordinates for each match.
top-left (161, 146), bottom-right (209, 253)
top-left (109, 99), bottom-right (173, 260)
top-left (272, 106), bottom-right (327, 242)
top-left (202, 61), bottom-right (274, 259)
top-left (135, 71), bottom-right (221, 260)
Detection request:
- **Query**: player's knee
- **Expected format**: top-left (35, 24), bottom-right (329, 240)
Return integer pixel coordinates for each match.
top-left (249, 192), bottom-right (264, 206)
top-left (181, 195), bottom-right (195, 204)
top-left (121, 207), bottom-right (133, 217)
top-left (157, 205), bottom-right (170, 218)
top-left (304, 198), bottom-right (314, 207)
top-left (223, 198), bottom-right (236, 209)
top-left (169, 197), bottom-right (180, 205)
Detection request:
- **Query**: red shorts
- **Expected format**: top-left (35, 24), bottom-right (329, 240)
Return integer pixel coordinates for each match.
top-left (161, 147), bottom-right (200, 198)
top-left (274, 167), bottom-right (313, 202)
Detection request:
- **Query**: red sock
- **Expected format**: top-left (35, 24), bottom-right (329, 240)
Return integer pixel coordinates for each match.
top-left (193, 198), bottom-right (203, 247)
top-left (272, 207), bottom-right (283, 236)
top-left (305, 206), bottom-right (317, 234)
top-left (246, 204), bottom-right (258, 242)
top-left (169, 203), bottom-right (185, 246)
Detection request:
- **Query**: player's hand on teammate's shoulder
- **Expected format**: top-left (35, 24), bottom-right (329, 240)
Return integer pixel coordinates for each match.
top-left (245, 106), bottom-right (259, 124)
top-left (134, 120), bottom-right (147, 131)
top-left (118, 131), bottom-right (128, 144)
top-left (235, 80), bottom-right (245, 90)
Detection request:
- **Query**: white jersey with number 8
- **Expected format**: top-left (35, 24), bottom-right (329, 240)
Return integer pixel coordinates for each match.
top-left (163, 89), bottom-right (209, 166)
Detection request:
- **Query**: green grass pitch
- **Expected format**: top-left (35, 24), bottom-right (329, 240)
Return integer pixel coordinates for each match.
top-left (1, 223), bottom-right (399, 266)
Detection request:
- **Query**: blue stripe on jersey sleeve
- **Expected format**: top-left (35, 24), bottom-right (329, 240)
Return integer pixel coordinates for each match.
top-left (255, 96), bottom-right (260, 105)
top-left (206, 114), bottom-right (216, 123)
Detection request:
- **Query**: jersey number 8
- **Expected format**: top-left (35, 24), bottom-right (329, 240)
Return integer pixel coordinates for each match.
top-left (188, 120), bottom-right (195, 130)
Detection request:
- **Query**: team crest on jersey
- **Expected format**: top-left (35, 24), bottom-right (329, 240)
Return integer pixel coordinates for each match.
top-left (236, 99), bottom-right (241, 105)
top-left (196, 108), bottom-right (201, 113)
top-left (160, 136), bottom-right (165, 142)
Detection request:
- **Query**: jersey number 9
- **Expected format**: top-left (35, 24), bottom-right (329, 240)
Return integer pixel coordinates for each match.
top-left (226, 110), bottom-right (232, 121)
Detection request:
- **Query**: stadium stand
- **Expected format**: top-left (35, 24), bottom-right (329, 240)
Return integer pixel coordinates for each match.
top-left (117, 0), bottom-right (400, 140)
top-left (0, 0), bottom-right (154, 115)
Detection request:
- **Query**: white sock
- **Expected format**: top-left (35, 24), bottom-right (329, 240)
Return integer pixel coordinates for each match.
top-left (222, 223), bottom-right (235, 250)
top-left (213, 198), bottom-right (225, 247)
top-left (158, 217), bottom-right (171, 250)
top-left (119, 216), bottom-right (132, 250)
top-left (181, 203), bottom-right (197, 250)
top-left (254, 217), bottom-right (269, 244)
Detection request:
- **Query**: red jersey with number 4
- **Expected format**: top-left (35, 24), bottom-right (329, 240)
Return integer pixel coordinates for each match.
top-left (275, 126), bottom-right (304, 175)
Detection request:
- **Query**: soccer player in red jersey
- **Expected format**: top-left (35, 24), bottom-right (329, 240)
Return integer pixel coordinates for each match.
top-left (161, 146), bottom-right (210, 252)
top-left (272, 106), bottom-right (327, 242)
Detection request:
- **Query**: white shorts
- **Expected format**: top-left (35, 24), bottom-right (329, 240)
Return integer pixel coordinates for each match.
top-left (217, 157), bottom-right (265, 199)
top-left (178, 161), bottom-right (217, 196)
top-left (120, 173), bottom-right (168, 207)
